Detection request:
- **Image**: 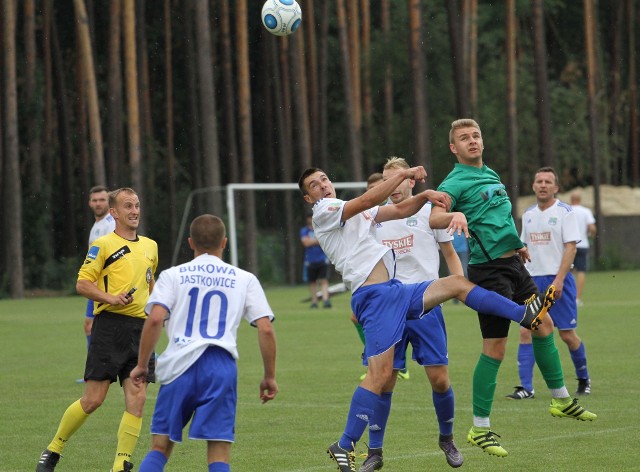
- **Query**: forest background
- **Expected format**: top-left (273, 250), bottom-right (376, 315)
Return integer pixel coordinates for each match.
top-left (0, 0), bottom-right (638, 298)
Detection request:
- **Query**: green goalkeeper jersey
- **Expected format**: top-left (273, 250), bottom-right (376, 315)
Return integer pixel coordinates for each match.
top-left (437, 163), bottom-right (523, 264)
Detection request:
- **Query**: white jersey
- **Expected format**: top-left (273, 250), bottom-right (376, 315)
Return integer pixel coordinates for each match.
top-left (146, 253), bottom-right (274, 384)
top-left (312, 198), bottom-right (395, 293)
top-left (374, 204), bottom-right (451, 282)
top-left (571, 204), bottom-right (596, 249)
top-left (521, 200), bottom-right (581, 276)
top-left (88, 214), bottom-right (115, 246)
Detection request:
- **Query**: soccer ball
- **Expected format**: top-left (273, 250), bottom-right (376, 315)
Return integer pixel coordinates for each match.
top-left (261, 0), bottom-right (302, 37)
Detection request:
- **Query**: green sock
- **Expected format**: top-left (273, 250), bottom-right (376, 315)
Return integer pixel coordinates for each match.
top-left (532, 333), bottom-right (565, 390)
top-left (472, 353), bottom-right (501, 418)
top-left (353, 320), bottom-right (366, 345)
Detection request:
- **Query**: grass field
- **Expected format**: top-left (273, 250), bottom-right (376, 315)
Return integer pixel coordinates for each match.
top-left (2, 271), bottom-right (640, 471)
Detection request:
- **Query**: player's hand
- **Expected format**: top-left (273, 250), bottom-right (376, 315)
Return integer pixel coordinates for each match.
top-left (447, 212), bottom-right (470, 238)
top-left (516, 247), bottom-right (531, 264)
top-left (260, 378), bottom-right (278, 404)
top-left (405, 166), bottom-right (427, 183)
top-left (129, 365), bottom-right (148, 387)
top-left (424, 190), bottom-right (451, 210)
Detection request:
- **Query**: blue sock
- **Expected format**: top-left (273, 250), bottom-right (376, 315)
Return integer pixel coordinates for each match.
top-left (570, 342), bottom-right (589, 379)
top-left (339, 386), bottom-right (378, 450)
top-left (86, 335), bottom-right (91, 350)
top-left (209, 462), bottom-right (230, 472)
top-left (433, 387), bottom-right (455, 437)
top-left (518, 343), bottom-right (535, 391)
top-left (139, 450), bottom-right (167, 472)
top-left (465, 286), bottom-right (523, 322)
top-left (369, 392), bottom-right (393, 448)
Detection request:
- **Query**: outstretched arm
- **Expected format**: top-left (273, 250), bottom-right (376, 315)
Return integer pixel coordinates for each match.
top-left (429, 205), bottom-right (470, 238)
top-left (255, 316), bottom-right (278, 403)
top-left (341, 166), bottom-right (427, 222)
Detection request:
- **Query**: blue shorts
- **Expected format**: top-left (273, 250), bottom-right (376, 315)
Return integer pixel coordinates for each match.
top-left (394, 305), bottom-right (448, 369)
top-left (85, 299), bottom-right (95, 319)
top-left (532, 274), bottom-right (578, 330)
top-left (150, 346), bottom-right (237, 443)
top-left (352, 279), bottom-right (431, 360)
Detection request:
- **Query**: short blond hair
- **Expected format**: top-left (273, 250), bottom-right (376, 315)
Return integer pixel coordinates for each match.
top-left (449, 119), bottom-right (481, 144)
top-left (383, 156), bottom-right (409, 171)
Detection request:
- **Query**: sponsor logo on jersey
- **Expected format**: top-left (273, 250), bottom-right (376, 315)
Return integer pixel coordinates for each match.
top-left (86, 245), bottom-right (100, 260)
top-left (103, 245), bottom-right (131, 268)
top-left (480, 184), bottom-right (507, 201)
top-left (381, 235), bottom-right (414, 254)
top-left (530, 232), bottom-right (551, 244)
top-left (327, 202), bottom-right (341, 212)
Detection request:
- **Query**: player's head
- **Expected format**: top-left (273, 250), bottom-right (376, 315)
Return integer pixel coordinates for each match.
top-left (532, 166), bottom-right (559, 204)
top-left (570, 191), bottom-right (582, 205)
top-left (449, 119), bottom-right (484, 165)
top-left (382, 157), bottom-right (414, 204)
top-left (89, 185), bottom-right (110, 218)
top-left (109, 188), bottom-right (140, 231)
top-left (189, 214), bottom-right (227, 254)
top-left (366, 172), bottom-right (383, 190)
top-left (298, 167), bottom-right (335, 204)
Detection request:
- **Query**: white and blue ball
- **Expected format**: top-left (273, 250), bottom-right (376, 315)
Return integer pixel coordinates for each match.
top-left (261, 0), bottom-right (302, 37)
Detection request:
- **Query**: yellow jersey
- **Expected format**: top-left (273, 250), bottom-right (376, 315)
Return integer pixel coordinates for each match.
top-left (78, 231), bottom-right (158, 318)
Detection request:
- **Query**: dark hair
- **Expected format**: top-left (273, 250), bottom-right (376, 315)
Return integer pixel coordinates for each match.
top-left (535, 166), bottom-right (559, 186)
top-left (190, 214), bottom-right (226, 250)
top-left (298, 167), bottom-right (325, 195)
top-left (89, 185), bottom-right (109, 195)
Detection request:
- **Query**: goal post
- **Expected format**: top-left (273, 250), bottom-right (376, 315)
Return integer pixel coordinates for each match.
top-left (172, 182), bottom-right (367, 275)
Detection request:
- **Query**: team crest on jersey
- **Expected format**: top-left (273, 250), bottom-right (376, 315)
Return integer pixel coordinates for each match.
top-left (548, 217), bottom-right (558, 226)
top-left (146, 267), bottom-right (153, 284)
top-left (406, 216), bottom-right (418, 227)
top-left (86, 246), bottom-right (100, 260)
top-left (327, 202), bottom-right (341, 212)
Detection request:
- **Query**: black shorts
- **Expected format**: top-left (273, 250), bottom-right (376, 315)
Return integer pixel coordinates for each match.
top-left (467, 255), bottom-right (539, 339)
top-left (573, 248), bottom-right (589, 272)
top-left (85, 311), bottom-right (156, 385)
top-left (306, 262), bottom-right (329, 282)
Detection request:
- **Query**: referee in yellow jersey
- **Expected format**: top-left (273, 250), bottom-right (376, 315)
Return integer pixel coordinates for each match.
top-left (36, 188), bottom-right (158, 472)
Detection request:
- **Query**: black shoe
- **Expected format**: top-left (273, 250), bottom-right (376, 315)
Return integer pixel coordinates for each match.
top-left (521, 286), bottom-right (556, 330)
top-left (36, 449), bottom-right (60, 472)
top-left (327, 441), bottom-right (356, 472)
top-left (110, 460), bottom-right (134, 472)
top-left (323, 299), bottom-right (333, 308)
top-left (505, 385), bottom-right (535, 400)
top-left (439, 436), bottom-right (464, 468)
top-left (576, 378), bottom-right (591, 396)
top-left (359, 447), bottom-right (383, 472)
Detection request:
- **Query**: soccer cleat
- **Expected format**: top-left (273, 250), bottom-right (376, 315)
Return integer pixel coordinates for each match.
top-left (549, 397), bottom-right (597, 421)
top-left (359, 372), bottom-right (367, 381)
top-left (323, 300), bottom-right (333, 308)
top-left (327, 441), bottom-right (356, 472)
top-left (310, 302), bottom-right (319, 309)
top-left (397, 368), bottom-right (410, 380)
top-left (467, 427), bottom-right (508, 457)
top-left (36, 449), bottom-right (60, 471)
top-left (358, 447), bottom-right (383, 472)
top-left (439, 437), bottom-right (464, 468)
top-left (110, 461), bottom-right (134, 472)
top-left (505, 385), bottom-right (535, 400)
top-left (520, 285), bottom-right (556, 330)
top-left (576, 378), bottom-right (591, 396)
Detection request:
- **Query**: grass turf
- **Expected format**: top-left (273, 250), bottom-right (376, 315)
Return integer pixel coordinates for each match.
top-left (1, 270), bottom-right (639, 471)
